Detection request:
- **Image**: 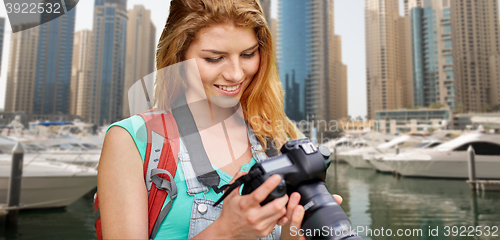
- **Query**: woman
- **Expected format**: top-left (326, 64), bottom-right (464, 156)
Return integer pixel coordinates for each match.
top-left (97, 0), bottom-right (341, 239)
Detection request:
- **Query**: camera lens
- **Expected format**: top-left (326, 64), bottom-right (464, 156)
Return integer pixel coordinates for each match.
top-left (296, 182), bottom-right (361, 240)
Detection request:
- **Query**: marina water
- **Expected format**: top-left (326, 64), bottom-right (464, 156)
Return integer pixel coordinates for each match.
top-left (3, 163), bottom-right (500, 239)
top-left (327, 163), bottom-right (500, 240)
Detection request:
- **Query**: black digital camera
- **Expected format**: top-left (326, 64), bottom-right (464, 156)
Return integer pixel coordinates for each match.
top-left (241, 138), bottom-right (361, 240)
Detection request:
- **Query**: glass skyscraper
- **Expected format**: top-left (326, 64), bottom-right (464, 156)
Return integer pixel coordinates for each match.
top-left (279, 0), bottom-right (347, 122)
top-left (85, 0), bottom-right (128, 126)
top-left (408, 0), bottom-right (455, 109)
top-left (279, 0), bottom-right (310, 121)
top-left (32, 1), bottom-right (77, 114)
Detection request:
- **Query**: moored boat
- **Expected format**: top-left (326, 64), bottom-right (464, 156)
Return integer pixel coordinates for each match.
top-left (340, 134), bottom-right (425, 169)
top-left (0, 160), bottom-right (97, 209)
top-left (383, 132), bottom-right (500, 179)
top-left (366, 139), bottom-right (442, 172)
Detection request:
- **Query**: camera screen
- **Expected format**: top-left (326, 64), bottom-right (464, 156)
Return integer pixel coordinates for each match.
top-left (261, 157), bottom-right (292, 173)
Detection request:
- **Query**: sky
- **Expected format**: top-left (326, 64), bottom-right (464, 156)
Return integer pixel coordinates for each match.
top-left (0, 0), bottom-right (499, 119)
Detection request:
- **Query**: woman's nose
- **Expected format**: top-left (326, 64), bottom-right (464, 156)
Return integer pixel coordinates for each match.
top-left (222, 59), bottom-right (244, 82)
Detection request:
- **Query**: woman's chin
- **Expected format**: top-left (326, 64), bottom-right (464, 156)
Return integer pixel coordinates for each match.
top-left (209, 95), bottom-right (240, 108)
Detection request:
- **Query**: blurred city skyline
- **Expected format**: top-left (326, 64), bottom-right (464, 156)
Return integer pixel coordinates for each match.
top-left (0, 0), bottom-right (499, 120)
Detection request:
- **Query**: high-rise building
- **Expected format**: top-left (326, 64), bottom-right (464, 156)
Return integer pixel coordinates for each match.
top-left (270, 0), bottom-right (279, 69)
top-left (32, 1), bottom-right (77, 115)
top-left (490, 53), bottom-right (500, 106)
top-left (279, 0), bottom-right (347, 122)
top-left (495, 19), bottom-right (500, 106)
top-left (0, 18), bottom-right (5, 76)
top-left (83, 0), bottom-right (128, 125)
top-left (4, 24), bottom-right (39, 113)
top-left (271, 18), bottom-right (279, 69)
top-left (70, 30), bottom-right (92, 117)
top-left (450, 0), bottom-right (500, 112)
top-left (5, 1), bottom-right (77, 115)
top-left (404, 0), bottom-right (423, 16)
top-left (123, 5), bottom-right (156, 118)
top-left (407, 0), bottom-right (456, 109)
top-left (365, 0), bottom-right (412, 118)
top-left (402, 14), bottom-right (415, 108)
top-left (329, 35), bottom-right (348, 120)
top-left (259, 0), bottom-right (272, 27)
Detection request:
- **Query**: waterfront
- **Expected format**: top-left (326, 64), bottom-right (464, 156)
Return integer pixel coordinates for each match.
top-left (327, 163), bottom-right (500, 240)
top-left (3, 190), bottom-right (96, 240)
top-left (2, 163), bottom-right (500, 239)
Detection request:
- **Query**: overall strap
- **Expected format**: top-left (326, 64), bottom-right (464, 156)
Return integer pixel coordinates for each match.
top-left (245, 124), bottom-right (282, 240)
top-left (246, 123), bottom-right (280, 161)
top-left (178, 138), bottom-right (210, 194)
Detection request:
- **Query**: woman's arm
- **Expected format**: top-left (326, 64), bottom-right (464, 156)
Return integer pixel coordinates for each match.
top-left (97, 126), bottom-right (149, 239)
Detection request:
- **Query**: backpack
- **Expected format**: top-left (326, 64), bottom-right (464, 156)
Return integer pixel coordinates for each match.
top-left (94, 110), bottom-right (180, 240)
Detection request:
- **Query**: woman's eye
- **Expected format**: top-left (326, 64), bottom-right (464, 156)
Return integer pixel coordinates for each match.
top-left (242, 52), bottom-right (255, 58)
top-left (204, 57), bottom-right (223, 63)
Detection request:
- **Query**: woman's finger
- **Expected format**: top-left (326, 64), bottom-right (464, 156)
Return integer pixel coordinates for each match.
top-left (288, 205), bottom-right (305, 238)
top-left (250, 195), bottom-right (289, 235)
top-left (333, 194), bottom-right (343, 205)
top-left (277, 216), bottom-right (289, 226)
top-left (278, 192), bottom-right (301, 226)
top-left (286, 192), bottom-right (301, 220)
top-left (241, 174), bottom-right (282, 208)
top-left (256, 194), bottom-right (288, 222)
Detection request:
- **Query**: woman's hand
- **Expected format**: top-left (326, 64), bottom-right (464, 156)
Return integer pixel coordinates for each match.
top-left (193, 171), bottom-right (288, 239)
top-left (281, 193), bottom-right (343, 240)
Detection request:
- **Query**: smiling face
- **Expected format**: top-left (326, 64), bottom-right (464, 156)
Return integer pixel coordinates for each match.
top-left (184, 22), bottom-right (260, 107)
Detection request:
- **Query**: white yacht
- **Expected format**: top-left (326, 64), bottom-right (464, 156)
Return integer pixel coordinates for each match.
top-left (0, 158), bottom-right (97, 209)
top-left (323, 137), bottom-right (368, 153)
top-left (383, 133), bottom-right (500, 179)
top-left (0, 138), bottom-right (98, 209)
top-left (366, 139), bottom-right (442, 172)
top-left (339, 134), bottom-right (425, 169)
top-left (1, 137), bottom-right (101, 169)
top-left (323, 132), bottom-right (395, 163)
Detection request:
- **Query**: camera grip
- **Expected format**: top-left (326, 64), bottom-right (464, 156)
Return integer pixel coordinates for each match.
top-left (242, 174), bottom-right (287, 206)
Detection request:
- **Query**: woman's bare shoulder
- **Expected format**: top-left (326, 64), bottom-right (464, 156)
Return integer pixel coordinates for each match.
top-left (105, 125), bottom-right (135, 144)
top-left (99, 126), bottom-right (143, 166)
top-left (103, 126), bottom-right (135, 153)
top-left (97, 126), bottom-right (149, 238)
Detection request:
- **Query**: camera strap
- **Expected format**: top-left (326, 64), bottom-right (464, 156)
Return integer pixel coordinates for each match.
top-left (171, 93), bottom-right (225, 193)
top-left (171, 93), bottom-right (279, 195)
top-left (212, 169), bottom-right (262, 206)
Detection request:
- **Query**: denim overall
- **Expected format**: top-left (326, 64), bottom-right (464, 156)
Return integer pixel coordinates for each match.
top-left (178, 124), bottom-right (281, 239)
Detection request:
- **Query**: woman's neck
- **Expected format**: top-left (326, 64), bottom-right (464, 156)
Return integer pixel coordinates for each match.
top-left (184, 90), bottom-right (243, 130)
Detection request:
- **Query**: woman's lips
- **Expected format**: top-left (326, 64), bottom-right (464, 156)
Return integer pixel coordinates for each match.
top-left (214, 82), bottom-right (243, 96)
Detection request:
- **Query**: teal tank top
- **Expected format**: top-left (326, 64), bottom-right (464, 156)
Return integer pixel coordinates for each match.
top-left (107, 115), bottom-right (258, 239)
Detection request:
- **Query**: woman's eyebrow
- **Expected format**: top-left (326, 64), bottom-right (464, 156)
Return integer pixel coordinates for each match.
top-left (242, 43), bottom-right (259, 52)
top-left (202, 43), bottom-right (259, 54)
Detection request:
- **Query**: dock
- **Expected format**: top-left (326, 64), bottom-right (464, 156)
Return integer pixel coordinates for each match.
top-left (467, 180), bottom-right (500, 192)
top-left (466, 146), bottom-right (500, 192)
top-left (0, 205), bottom-right (8, 233)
